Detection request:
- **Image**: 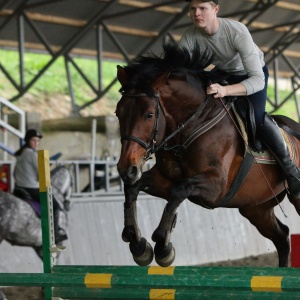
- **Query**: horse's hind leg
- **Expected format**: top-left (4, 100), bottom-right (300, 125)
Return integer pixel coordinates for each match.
top-left (239, 194), bottom-right (290, 267)
top-left (287, 193), bottom-right (300, 216)
top-left (33, 246), bottom-right (43, 260)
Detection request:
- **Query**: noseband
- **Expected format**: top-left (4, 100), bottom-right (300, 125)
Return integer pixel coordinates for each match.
top-left (121, 92), bottom-right (161, 159)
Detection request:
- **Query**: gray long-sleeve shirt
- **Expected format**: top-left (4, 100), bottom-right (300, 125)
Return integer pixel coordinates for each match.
top-left (14, 147), bottom-right (39, 188)
top-left (179, 18), bottom-right (265, 95)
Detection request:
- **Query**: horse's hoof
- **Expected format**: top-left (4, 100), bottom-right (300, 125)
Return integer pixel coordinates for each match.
top-left (122, 226), bottom-right (141, 243)
top-left (133, 241), bottom-right (154, 266)
top-left (122, 231), bottom-right (130, 243)
top-left (155, 245), bottom-right (175, 267)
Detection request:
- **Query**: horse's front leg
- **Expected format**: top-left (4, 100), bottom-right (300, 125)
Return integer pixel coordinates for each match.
top-left (151, 203), bottom-right (178, 267)
top-left (122, 164), bottom-right (176, 266)
top-left (151, 183), bottom-right (189, 267)
top-left (122, 182), bottom-right (154, 266)
top-left (151, 172), bottom-right (224, 267)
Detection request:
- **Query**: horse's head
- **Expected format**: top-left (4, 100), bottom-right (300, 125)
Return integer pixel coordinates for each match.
top-left (116, 66), bottom-right (168, 184)
top-left (116, 43), bottom-right (213, 185)
top-left (51, 165), bottom-right (73, 211)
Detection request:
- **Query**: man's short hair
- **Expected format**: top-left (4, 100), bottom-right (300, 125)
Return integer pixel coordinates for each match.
top-left (185, 0), bottom-right (219, 4)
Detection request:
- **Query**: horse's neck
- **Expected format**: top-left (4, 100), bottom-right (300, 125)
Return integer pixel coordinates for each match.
top-left (162, 91), bottom-right (206, 131)
top-left (164, 91), bottom-right (220, 132)
top-left (163, 93), bottom-right (240, 151)
top-left (51, 167), bottom-right (71, 196)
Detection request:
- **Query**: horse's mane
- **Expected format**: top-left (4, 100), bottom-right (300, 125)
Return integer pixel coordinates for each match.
top-left (120, 42), bottom-right (213, 96)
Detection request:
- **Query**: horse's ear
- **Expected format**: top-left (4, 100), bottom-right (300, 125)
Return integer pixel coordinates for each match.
top-left (117, 65), bottom-right (128, 86)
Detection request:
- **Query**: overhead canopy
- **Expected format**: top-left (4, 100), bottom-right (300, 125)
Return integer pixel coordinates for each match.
top-left (0, 0), bottom-right (300, 117)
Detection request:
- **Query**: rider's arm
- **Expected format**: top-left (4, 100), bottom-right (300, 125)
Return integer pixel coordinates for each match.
top-left (208, 21), bottom-right (265, 98)
top-left (233, 23), bottom-right (265, 95)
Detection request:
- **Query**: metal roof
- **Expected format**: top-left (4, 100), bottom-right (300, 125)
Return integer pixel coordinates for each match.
top-left (0, 0), bottom-right (300, 117)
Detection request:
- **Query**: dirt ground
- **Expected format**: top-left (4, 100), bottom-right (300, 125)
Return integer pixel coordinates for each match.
top-left (0, 252), bottom-right (282, 300)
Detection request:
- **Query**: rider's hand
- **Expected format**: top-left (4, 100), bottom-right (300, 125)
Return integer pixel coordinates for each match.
top-left (206, 83), bottom-right (227, 98)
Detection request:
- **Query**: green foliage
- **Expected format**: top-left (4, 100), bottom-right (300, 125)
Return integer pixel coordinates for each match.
top-left (0, 49), bottom-right (298, 120)
top-left (0, 49), bottom-right (122, 105)
top-left (267, 86), bottom-right (299, 121)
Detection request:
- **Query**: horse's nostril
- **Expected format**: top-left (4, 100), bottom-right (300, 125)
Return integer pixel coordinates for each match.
top-left (126, 166), bottom-right (138, 180)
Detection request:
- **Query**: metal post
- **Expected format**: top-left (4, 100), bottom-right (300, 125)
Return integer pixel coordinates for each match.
top-left (90, 119), bottom-right (97, 193)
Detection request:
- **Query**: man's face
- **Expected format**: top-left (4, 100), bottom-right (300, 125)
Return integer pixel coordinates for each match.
top-left (189, 1), bottom-right (218, 29)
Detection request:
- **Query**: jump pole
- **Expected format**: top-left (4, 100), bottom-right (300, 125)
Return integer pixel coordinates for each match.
top-left (0, 266), bottom-right (300, 299)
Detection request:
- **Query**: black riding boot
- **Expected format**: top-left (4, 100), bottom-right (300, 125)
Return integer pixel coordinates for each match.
top-left (258, 113), bottom-right (300, 199)
top-left (54, 208), bottom-right (68, 244)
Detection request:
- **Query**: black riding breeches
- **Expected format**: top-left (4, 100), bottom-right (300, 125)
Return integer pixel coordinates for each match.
top-left (14, 186), bottom-right (60, 211)
top-left (224, 65), bottom-right (269, 126)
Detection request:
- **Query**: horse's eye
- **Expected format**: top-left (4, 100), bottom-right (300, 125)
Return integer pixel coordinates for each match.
top-left (146, 113), bottom-right (154, 119)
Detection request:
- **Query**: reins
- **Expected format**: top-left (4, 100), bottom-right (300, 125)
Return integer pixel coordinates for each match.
top-left (154, 98), bottom-right (210, 155)
top-left (120, 91), bottom-right (212, 159)
top-left (163, 98), bottom-right (233, 154)
top-left (120, 91), bottom-right (233, 159)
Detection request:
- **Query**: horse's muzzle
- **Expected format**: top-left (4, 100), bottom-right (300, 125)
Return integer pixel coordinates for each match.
top-left (118, 164), bottom-right (141, 185)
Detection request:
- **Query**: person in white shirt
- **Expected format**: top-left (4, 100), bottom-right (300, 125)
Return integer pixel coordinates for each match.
top-left (14, 129), bottom-right (67, 243)
top-left (179, 0), bottom-right (300, 199)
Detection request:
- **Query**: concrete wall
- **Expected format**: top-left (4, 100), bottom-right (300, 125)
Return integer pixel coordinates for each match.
top-left (0, 195), bottom-right (299, 273)
top-left (1, 115), bottom-right (120, 161)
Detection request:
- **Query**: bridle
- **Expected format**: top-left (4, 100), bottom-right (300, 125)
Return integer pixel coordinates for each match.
top-left (120, 92), bottom-right (161, 160)
top-left (120, 91), bottom-right (225, 160)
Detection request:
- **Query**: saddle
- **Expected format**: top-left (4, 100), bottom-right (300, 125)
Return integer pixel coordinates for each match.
top-left (209, 75), bottom-right (264, 152)
top-left (207, 73), bottom-right (298, 161)
top-left (233, 96), bottom-right (264, 152)
top-left (13, 187), bottom-right (41, 217)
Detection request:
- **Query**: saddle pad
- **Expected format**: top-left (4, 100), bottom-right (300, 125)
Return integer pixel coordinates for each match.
top-left (26, 199), bottom-right (41, 217)
top-left (232, 106), bottom-right (295, 165)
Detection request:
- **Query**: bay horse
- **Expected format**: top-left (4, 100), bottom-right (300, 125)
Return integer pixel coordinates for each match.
top-left (116, 43), bottom-right (300, 267)
top-left (0, 165), bottom-right (72, 259)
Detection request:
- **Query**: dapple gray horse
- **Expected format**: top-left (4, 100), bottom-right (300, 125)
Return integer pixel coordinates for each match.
top-left (0, 165), bottom-right (73, 300)
top-left (0, 165), bottom-right (72, 258)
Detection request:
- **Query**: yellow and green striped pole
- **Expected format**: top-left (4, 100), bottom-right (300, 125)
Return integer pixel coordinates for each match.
top-left (38, 149), bottom-right (55, 300)
top-left (0, 265), bottom-right (300, 299)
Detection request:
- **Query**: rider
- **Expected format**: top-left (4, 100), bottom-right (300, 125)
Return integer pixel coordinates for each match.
top-left (13, 128), bottom-right (68, 243)
top-left (179, 0), bottom-right (300, 199)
